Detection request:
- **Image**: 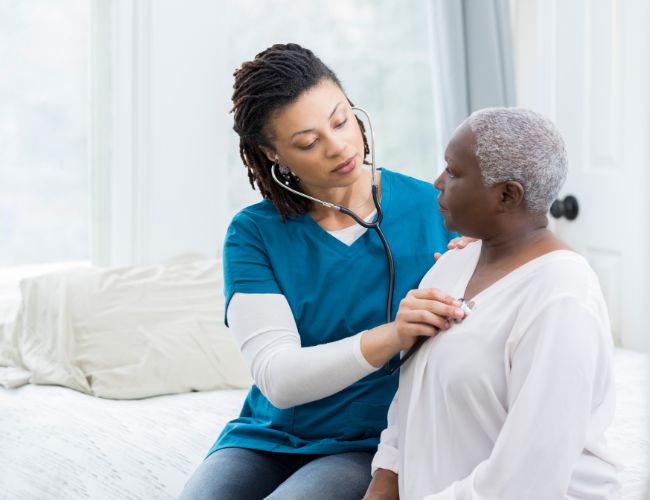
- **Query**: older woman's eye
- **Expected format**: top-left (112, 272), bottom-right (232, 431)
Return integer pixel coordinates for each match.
top-left (299, 140), bottom-right (318, 150)
top-left (335, 118), bottom-right (348, 129)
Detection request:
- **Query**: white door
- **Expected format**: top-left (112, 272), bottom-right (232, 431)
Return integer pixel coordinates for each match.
top-left (513, 0), bottom-right (650, 351)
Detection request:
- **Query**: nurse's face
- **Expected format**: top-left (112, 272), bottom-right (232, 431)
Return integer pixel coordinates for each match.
top-left (263, 79), bottom-right (366, 193)
top-left (434, 123), bottom-right (501, 237)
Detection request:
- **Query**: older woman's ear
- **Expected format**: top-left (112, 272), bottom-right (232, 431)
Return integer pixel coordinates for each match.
top-left (500, 181), bottom-right (526, 211)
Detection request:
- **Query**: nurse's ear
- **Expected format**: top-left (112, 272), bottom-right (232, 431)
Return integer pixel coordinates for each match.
top-left (259, 146), bottom-right (278, 164)
top-left (259, 147), bottom-right (292, 176)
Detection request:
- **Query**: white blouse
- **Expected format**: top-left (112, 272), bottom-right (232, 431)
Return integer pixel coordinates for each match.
top-left (372, 241), bottom-right (619, 500)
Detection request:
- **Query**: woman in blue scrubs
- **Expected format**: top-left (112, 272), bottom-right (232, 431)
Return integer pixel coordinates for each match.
top-left (180, 43), bottom-right (464, 500)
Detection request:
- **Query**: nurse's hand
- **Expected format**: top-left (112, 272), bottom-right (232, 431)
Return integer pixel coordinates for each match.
top-left (434, 235), bottom-right (478, 261)
top-left (393, 288), bottom-right (465, 349)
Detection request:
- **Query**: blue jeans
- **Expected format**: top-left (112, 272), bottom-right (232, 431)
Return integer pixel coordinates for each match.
top-left (178, 447), bottom-right (373, 500)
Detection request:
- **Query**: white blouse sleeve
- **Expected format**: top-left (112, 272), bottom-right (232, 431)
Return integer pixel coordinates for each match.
top-left (423, 297), bottom-right (612, 500)
top-left (371, 391), bottom-right (400, 475)
top-left (227, 292), bottom-right (378, 409)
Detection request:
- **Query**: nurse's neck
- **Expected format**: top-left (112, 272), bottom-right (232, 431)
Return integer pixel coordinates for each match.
top-left (308, 170), bottom-right (378, 231)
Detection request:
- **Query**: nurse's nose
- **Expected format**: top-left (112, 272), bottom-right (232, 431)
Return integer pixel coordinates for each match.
top-left (324, 133), bottom-right (346, 159)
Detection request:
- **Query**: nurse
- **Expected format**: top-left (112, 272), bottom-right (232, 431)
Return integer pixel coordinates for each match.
top-left (180, 43), bottom-right (465, 500)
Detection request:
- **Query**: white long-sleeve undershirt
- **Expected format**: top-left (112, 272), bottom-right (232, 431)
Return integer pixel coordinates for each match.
top-left (225, 213), bottom-right (381, 409)
top-left (226, 293), bottom-right (378, 409)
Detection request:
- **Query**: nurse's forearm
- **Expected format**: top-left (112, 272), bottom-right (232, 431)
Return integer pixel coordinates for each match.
top-left (360, 323), bottom-right (402, 368)
top-left (228, 293), bottom-right (379, 409)
top-left (245, 332), bottom-right (379, 409)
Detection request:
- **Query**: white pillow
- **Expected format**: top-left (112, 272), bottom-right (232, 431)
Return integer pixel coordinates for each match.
top-left (0, 261), bottom-right (88, 368)
top-left (9, 257), bottom-right (251, 399)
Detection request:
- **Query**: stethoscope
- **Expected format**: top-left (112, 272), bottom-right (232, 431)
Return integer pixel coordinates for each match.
top-left (270, 106), bottom-right (423, 374)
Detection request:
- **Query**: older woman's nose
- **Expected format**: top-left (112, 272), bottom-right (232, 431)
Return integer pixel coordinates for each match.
top-left (433, 171), bottom-right (445, 190)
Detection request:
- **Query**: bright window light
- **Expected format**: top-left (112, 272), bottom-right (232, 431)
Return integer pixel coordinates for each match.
top-left (0, 0), bottom-right (90, 266)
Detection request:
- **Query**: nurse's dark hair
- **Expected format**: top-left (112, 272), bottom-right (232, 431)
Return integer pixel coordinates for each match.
top-left (231, 43), bottom-right (369, 219)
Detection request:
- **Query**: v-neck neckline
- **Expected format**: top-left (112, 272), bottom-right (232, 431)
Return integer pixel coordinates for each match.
top-left (456, 241), bottom-right (584, 306)
top-left (297, 169), bottom-right (392, 255)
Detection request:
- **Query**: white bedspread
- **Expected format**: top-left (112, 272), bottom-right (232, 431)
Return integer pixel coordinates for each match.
top-left (0, 387), bottom-right (247, 500)
top-left (608, 348), bottom-right (649, 500)
top-left (0, 348), bottom-right (647, 500)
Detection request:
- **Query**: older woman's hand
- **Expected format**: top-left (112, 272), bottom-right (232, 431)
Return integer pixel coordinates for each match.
top-left (363, 469), bottom-right (399, 500)
top-left (434, 236), bottom-right (479, 261)
top-left (393, 288), bottom-right (465, 350)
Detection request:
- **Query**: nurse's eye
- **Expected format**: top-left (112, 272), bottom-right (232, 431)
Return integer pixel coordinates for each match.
top-left (298, 140), bottom-right (318, 150)
top-left (445, 166), bottom-right (456, 178)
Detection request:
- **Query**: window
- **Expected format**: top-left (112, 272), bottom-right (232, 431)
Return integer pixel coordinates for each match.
top-left (223, 0), bottom-right (439, 216)
top-left (0, 0), bottom-right (91, 266)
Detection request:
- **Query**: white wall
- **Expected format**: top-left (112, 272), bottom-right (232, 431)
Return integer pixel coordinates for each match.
top-left (103, 0), bottom-right (230, 266)
top-left (100, 0), bottom-right (439, 266)
top-left (512, 0), bottom-right (650, 352)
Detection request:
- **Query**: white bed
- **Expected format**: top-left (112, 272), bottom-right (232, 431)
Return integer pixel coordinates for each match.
top-left (0, 347), bottom-right (648, 500)
top-left (0, 385), bottom-right (246, 500)
top-left (0, 262), bottom-right (648, 499)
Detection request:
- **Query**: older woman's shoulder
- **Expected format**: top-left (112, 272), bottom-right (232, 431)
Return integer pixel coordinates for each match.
top-left (526, 250), bottom-right (605, 306)
top-left (418, 241), bottom-right (481, 289)
top-left (533, 250), bottom-right (595, 280)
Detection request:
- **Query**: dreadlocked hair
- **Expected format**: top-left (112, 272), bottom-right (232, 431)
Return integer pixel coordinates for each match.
top-left (231, 43), bottom-right (370, 219)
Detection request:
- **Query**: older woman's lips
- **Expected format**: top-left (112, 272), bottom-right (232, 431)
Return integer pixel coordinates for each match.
top-left (332, 155), bottom-right (356, 174)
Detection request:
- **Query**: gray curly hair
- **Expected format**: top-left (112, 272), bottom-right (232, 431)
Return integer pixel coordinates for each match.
top-left (465, 107), bottom-right (568, 214)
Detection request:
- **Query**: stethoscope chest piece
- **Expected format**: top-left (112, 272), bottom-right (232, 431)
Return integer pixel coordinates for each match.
top-left (455, 298), bottom-right (475, 322)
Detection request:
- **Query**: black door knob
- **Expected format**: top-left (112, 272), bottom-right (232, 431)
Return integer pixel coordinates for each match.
top-left (550, 195), bottom-right (579, 220)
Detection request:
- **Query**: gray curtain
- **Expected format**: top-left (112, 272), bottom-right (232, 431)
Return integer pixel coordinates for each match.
top-left (430, 0), bottom-right (516, 145)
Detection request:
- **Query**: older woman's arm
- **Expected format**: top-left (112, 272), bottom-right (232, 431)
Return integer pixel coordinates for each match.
top-left (365, 392), bottom-right (400, 500)
top-left (422, 297), bottom-right (614, 500)
top-left (363, 469), bottom-right (399, 500)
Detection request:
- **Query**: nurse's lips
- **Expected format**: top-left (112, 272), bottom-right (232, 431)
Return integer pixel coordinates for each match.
top-left (438, 199), bottom-right (448, 211)
top-left (332, 155), bottom-right (356, 174)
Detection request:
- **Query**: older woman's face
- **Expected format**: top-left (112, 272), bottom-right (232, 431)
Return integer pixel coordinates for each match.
top-left (434, 123), bottom-right (501, 237)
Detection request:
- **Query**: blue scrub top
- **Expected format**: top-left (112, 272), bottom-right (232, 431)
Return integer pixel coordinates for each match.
top-left (209, 169), bottom-right (455, 456)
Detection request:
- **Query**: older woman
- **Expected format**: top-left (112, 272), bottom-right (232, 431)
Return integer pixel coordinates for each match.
top-left (366, 108), bottom-right (619, 500)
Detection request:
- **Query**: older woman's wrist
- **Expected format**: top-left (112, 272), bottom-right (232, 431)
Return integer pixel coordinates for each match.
top-left (363, 468), bottom-right (399, 500)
